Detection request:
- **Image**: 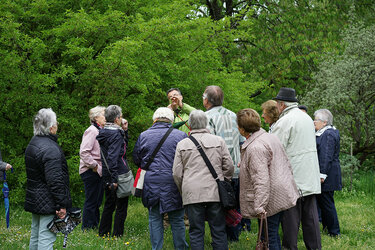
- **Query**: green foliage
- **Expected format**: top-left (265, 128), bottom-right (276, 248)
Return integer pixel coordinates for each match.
top-left (302, 22), bottom-right (375, 163)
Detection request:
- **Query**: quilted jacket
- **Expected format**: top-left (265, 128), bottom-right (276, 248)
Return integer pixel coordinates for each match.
top-left (239, 129), bottom-right (299, 218)
top-left (24, 134), bottom-right (72, 215)
top-left (133, 122), bottom-right (187, 213)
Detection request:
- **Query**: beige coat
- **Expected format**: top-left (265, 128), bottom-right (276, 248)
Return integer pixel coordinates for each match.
top-left (173, 129), bottom-right (234, 205)
top-left (239, 129), bottom-right (299, 218)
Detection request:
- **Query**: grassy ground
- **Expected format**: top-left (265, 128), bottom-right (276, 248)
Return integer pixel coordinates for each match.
top-left (0, 190), bottom-right (374, 249)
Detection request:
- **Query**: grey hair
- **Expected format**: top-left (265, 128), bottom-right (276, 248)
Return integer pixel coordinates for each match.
top-left (89, 106), bottom-right (105, 123)
top-left (105, 105), bottom-right (122, 123)
top-left (189, 110), bottom-right (208, 130)
top-left (314, 109), bottom-right (333, 125)
top-left (33, 108), bottom-right (57, 136)
top-left (204, 85), bottom-right (224, 107)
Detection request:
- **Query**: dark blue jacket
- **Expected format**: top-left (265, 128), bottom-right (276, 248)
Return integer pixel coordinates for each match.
top-left (24, 134), bottom-right (72, 214)
top-left (133, 122), bottom-right (187, 213)
top-left (316, 128), bottom-right (342, 191)
top-left (97, 125), bottom-right (129, 185)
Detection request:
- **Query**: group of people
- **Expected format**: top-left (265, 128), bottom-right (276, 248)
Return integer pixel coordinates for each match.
top-left (21, 85), bottom-right (342, 250)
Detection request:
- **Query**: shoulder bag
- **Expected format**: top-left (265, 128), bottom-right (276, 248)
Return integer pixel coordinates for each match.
top-left (189, 136), bottom-right (236, 209)
top-left (101, 149), bottom-right (134, 198)
top-left (256, 213), bottom-right (269, 250)
top-left (133, 126), bottom-right (174, 197)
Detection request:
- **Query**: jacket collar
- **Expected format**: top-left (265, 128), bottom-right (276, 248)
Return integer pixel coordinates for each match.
top-left (151, 122), bottom-right (172, 129)
top-left (241, 128), bottom-right (266, 149)
top-left (279, 103), bottom-right (298, 119)
top-left (190, 128), bottom-right (210, 135)
top-left (104, 122), bottom-right (122, 131)
top-left (315, 125), bottom-right (336, 136)
top-left (46, 133), bottom-right (58, 142)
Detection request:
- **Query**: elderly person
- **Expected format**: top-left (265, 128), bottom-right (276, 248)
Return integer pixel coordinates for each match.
top-left (237, 108), bottom-right (299, 250)
top-left (173, 110), bottom-right (234, 250)
top-left (79, 106), bottom-right (106, 230)
top-left (97, 105), bottom-right (130, 237)
top-left (167, 88), bottom-right (196, 134)
top-left (272, 87), bottom-right (321, 250)
top-left (261, 100), bottom-right (279, 133)
top-left (133, 107), bottom-right (188, 250)
top-left (314, 109), bottom-right (342, 237)
top-left (202, 85), bottom-right (248, 240)
top-left (25, 108), bottom-right (72, 250)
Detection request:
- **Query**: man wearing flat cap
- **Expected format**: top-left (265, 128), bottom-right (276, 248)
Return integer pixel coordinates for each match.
top-left (272, 87), bottom-right (321, 250)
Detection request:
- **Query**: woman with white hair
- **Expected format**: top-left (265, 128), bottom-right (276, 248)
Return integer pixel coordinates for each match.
top-left (79, 106), bottom-right (105, 230)
top-left (133, 107), bottom-right (188, 250)
top-left (24, 108), bottom-right (72, 250)
top-left (173, 110), bottom-right (234, 250)
top-left (314, 109), bottom-right (342, 237)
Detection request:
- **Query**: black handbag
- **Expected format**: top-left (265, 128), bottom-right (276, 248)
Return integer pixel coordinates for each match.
top-left (189, 136), bottom-right (236, 209)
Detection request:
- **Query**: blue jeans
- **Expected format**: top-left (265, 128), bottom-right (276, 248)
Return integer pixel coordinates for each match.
top-left (29, 214), bottom-right (56, 250)
top-left (149, 204), bottom-right (188, 250)
top-left (262, 211), bottom-right (283, 250)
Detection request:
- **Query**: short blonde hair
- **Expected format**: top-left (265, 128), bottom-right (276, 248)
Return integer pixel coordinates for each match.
top-left (89, 106), bottom-right (105, 123)
top-left (237, 108), bottom-right (261, 133)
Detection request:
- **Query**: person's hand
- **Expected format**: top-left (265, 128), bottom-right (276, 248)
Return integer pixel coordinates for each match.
top-left (109, 183), bottom-right (118, 190)
top-left (170, 96), bottom-right (183, 110)
top-left (237, 162), bottom-right (241, 168)
top-left (56, 208), bottom-right (67, 219)
top-left (320, 178), bottom-right (325, 183)
top-left (5, 164), bottom-right (12, 171)
top-left (121, 119), bottom-right (128, 131)
top-left (93, 166), bottom-right (98, 172)
top-left (257, 211), bottom-right (267, 219)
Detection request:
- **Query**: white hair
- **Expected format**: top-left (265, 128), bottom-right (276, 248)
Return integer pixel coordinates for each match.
top-left (89, 106), bottom-right (105, 123)
top-left (153, 107), bottom-right (174, 123)
top-left (314, 109), bottom-right (333, 125)
top-left (33, 108), bottom-right (57, 136)
top-left (189, 110), bottom-right (207, 130)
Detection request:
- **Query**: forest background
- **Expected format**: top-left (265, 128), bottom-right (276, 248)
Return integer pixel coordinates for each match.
top-left (0, 0), bottom-right (374, 206)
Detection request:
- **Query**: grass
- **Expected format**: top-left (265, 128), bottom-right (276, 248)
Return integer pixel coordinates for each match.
top-left (0, 190), bottom-right (374, 249)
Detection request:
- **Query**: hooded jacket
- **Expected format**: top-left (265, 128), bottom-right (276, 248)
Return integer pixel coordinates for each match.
top-left (24, 134), bottom-right (72, 214)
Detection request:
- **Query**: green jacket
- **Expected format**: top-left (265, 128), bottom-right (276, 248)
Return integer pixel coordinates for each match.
top-left (173, 103), bottom-right (195, 135)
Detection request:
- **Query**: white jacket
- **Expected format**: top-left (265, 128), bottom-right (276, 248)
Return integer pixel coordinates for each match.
top-left (272, 104), bottom-right (321, 196)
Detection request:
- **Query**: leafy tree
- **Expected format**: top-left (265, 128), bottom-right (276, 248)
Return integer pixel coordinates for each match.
top-left (302, 22), bottom-right (375, 164)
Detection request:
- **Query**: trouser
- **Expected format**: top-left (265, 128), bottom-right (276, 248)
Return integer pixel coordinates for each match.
top-left (226, 178), bottom-right (249, 241)
top-left (186, 202), bottom-right (228, 250)
top-left (99, 186), bottom-right (129, 237)
top-left (29, 214), bottom-right (56, 250)
top-left (317, 191), bottom-right (340, 236)
top-left (81, 170), bottom-right (104, 230)
top-left (149, 203), bottom-right (188, 250)
top-left (282, 195), bottom-right (321, 250)
top-left (260, 211), bottom-right (283, 250)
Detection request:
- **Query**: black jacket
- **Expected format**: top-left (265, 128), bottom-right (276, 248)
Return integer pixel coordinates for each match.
top-left (24, 134), bottom-right (72, 214)
top-left (96, 125), bottom-right (129, 185)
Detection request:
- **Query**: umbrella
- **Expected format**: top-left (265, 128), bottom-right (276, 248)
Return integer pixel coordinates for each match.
top-left (2, 168), bottom-right (13, 229)
top-left (47, 208), bottom-right (82, 248)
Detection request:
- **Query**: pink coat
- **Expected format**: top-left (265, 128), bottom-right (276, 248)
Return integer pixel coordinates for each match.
top-left (79, 125), bottom-right (102, 176)
top-left (239, 128), bottom-right (299, 218)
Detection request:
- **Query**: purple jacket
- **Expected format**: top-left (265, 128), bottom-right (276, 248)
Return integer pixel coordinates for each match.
top-left (133, 122), bottom-right (187, 213)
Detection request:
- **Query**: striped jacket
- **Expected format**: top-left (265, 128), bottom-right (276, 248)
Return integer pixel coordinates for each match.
top-left (205, 106), bottom-right (244, 178)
